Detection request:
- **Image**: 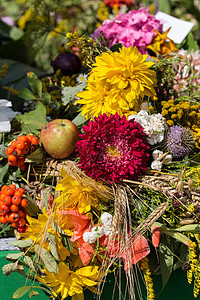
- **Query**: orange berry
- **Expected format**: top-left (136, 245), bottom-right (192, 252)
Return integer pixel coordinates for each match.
top-left (9, 213), bottom-right (19, 223)
top-left (11, 140), bottom-right (17, 148)
top-left (27, 135), bottom-right (34, 144)
top-left (12, 195), bottom-right (21, 206)
top-left (17, 218), bottom-right (26, 227)
top-left (18, 210), bottom-right (25, 218)
top-left (21, 199), bottom-right (29, 208)
top-left (17, 226), bottom-right (26, 233)
top-left (17, 135), bottom-right (28, 143)
top-left (0, 216), bottom-right (8, 224)
top-left (6, 146), bottom-right (15, 155)
top-left (13, 148), bottom-right (22, 156)
top-left (1, 185), bottom-right (9, 193)
top-left (16, 141), bottom-right (25, 150)
top-left (14, 190), bottom-right (23, 197)
top-left (10, 184), bottom-right (16, 190)
top-left (19, 165), bottom-right (27, 172)
top-left (8, 154), bottom-right (17, 165)
top-left (5, 214), bottom-right (10, 222)
top-left (0, 194), bottom-right (6, 201)
top-left (0, 204), bottom-right (10, 215)
top-left (22, 143), bottom-right (29, 155)
top-left (10, 204), bottom-right (19, 212)
top-left (18, 156), bottom-right (25, 167)
top-left (11, 222), bottom-right (18, 228)
top-left (3, 196), bottom-right (12, 206)
top-left (17, 188), bottom-right (24, 195)
top-left (31, 137), bottom-right (40, 146)
top-left (4, 187), bottom-right (14, 196)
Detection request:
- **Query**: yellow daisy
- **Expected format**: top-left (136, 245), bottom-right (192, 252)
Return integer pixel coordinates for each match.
top-left (37, 262), bottom-right (101, 299)
top-left (77, 46), bottom-right (157, 119)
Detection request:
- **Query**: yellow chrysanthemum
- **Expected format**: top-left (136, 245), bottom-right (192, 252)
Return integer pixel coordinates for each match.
top-left (55, 168), bottom-right (99, 214)
top-left (21, 209), bottom-right (70, 260)
top-left (77, 46), bottom-right (157, 119)
top-left (37, 262), bottom-right (101, 299)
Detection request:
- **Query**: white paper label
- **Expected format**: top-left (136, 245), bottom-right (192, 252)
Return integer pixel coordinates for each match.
top-left (155, 11), bottom-right (194, 44)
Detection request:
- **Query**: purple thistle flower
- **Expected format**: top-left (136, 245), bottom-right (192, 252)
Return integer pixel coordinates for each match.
top-left (167, 125), bottom-right (194, 158)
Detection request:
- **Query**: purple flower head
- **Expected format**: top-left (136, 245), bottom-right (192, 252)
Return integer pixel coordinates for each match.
top-left (167, 125), bottom-right (194, 158)
top-left (92, 7), bottom-right (163, 54)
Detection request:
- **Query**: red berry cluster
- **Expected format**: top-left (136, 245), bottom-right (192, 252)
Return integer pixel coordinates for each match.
top-left (0, 184), bottom-right (28, 233)
top-left (6, 135), bottom-right (40, 171)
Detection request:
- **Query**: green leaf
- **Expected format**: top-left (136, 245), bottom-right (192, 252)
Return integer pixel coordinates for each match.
top-left (173, 243), bottom-right (188, 271)
top-left (51, 220), bottom-right (68, 236)
top-left (32, 285), bottom-right (55, 296)
top-left (0, 163), bottom-right (9, 184)
top-left (16, 101), bottom-right (47, 133)
top-left (13, 286), bottom-right (31, 299)
top-left (42, 92), bottom-right (51, 105)
top-left (186, 32), bottom-right (198, 52)
top-left (18, 87), bottom-right (36, 101)
top-left (27, 72), bottom-right (42, 98)
top-left (40, 187), bottom-right (51, 212)
top-left (9, 26), bottom-right (24, 41)
top-left (47, 232), bottom-right (59, 260)
top-left (110, 43), bottom-right (123, 52)
top-left (23, 256), bottom-right (36, 272)
top-left (0, 144), bottom-right (8, 158)
top-left (72, 112), bottom-right (87, 127)
top-left (24, 196), bottom-right (41, 217)
top-left (158, 0), bottom-right (171, 13)
top-left (25, 146), bottom-right (44, 164)
top-left (29, 290), bottom-right (39, 298)
top-left (62, 83), bottom-right (87, 105)
top-left (9, 239), bottom-right (33, 248)
top-left (159, 235), bottom-right (174, 289)
top-left (61, 235), bottom-right (73, 252)
top-left (174, 224), bottom-right (200, 232)
top-left (163, 229), bottom-right (189, 245)
top-left (34, 245), bottom-right (58, 273)
top-left (2, 262), bottom-right (18, 276)
top-left (6, 253), bottom-right (22, 261)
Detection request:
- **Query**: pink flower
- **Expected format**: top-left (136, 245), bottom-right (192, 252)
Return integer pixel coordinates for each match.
top-left (92, 7), bottom-right (163, 54)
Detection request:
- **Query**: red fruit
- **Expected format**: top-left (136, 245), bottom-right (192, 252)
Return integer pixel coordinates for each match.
top-left (14, 190), bottom-right (23, 197)
top-left (6, 146), bottom-right (15, 155)
top-left (27, 135), bottom-right (34, 144)
top-left (21, 199), bottom-right (29, 208)
top-left (17, 188), bottom-right (24, 195)
top-left (151, 225), bottom-right (161, 248)
top-left (0, 216), bottom-right (7, 224)
top-left (4, 187), bottom-right (14, 196)
top-left (10, 204), bottom-right (19, 212)
top-left (8, 155), bottom-right (18, 166)
top-left (18, 210), bottom-right (26, 218)
top-left (18, 156), bottom-right (25, 167)
top-left (19, 165), bottom-right (27, 171)
top-left (10, 184), bottom-right (16, 190)
top-left (9, 213), bottom-right (19, 223)
top-left (17, 226), bottom-right (26, 233)
top-left (40, 119), bottom-right (79, 159)
top-left (10, 222), bottom-right (18, 228)
top-left (22, 143), bottom-right (29, 155)
top-left (0, 204), bottom-right (10, 215)
top-left (31, 137), bottom-right (40, 146)
top-left (16, 141), bottom-right (25, 150)
top-left (1, 185), bottom-right (9, 193)
top-left (12, 196), bottom-right (21, 206)
top-left (11, 140), bottom-right (17, 148)
top-left (17, 135), bottom-right (28, 143)
top-left (17, 217), bottom-right (26, 227)
top-left (5, 214), bottom-right (10, 222)
top-left (0, 194), bottom-right (6, 201)
top-left (3, 196), bottom-right (12, 206)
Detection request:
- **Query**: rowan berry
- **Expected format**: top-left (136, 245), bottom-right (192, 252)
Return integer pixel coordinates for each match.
top-left (17, 156), bottom-right (25, 167)
top-left (11, 222), bottom-right (18, 228)
top-left (8, 155), bottom-right (18, 166)
top-left (11, 140), bottom-right (17, 148)
top-left (5, 214), bottom-right (10, 222)
top-left (1, 185), bottom-right (9, 193)
top-left (22, 143), bottom-right (29, 155)
top-left (0, 216), bottom-right (8, 224)
top-left (17, 218), bottom-right (26, 227)
top-left (6, 146), bottom-right (15, 155)
top-left (18, 210), bottom-right (25, 218)
top-left (17, 135), bottom-right (28, 143)
top-left (10, 184), bottom-right (16, 190)
top-left (17, 188), bottom-right (24, 195)
top-left (0, 194), bottom-right (6, 201)
top-left (21, 199), bottom-right (29, 208)
top-left (9, 213), bottom-right (19, 223)
top-left (17, 226), bottom-right (25, 233)
top-left (10, 204), bottom-right (19, 212)
top-left (19, 165), bottom-right (27, 172)
top-left (12, 195), bottom-right (21, 206)
top-left (31, 137), bottom-right (40, 146)
top-left (27, 135), bottom-right (34, 144)
top-left (16, 141), bottom-right (25, 150)
top-left (13, 149), bottom-right (22, 156)
top-left (14, 190), bottom-right (23, 197)
top-left (0, 204), bottom-right (10, 215)
top-left (3, 196), bottom-right (12, 206)
top-left (4, 187), bottom-right (15, 196)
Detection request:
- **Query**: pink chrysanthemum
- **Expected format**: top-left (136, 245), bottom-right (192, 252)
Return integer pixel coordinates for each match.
top-left (76, 113), bottom-right (150, 183)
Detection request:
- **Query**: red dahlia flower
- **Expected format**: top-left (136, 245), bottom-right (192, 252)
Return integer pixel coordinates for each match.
top-left (76, 113), bottom-right (150, 183)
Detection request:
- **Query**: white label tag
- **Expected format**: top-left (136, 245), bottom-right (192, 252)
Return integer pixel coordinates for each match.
top-left (155, 11), bottom-right (194, 44)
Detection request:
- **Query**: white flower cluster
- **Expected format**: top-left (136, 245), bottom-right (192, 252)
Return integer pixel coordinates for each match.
top-left (151, 150), bottom-right (172, 171)
top-left (128, 110), bottom-right (166, 145)
top-left (83, 212), bottom-right (113, 244)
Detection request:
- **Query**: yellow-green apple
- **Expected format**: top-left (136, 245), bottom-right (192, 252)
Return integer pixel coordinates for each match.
top-left (40, 119), bottom-right (79, 159)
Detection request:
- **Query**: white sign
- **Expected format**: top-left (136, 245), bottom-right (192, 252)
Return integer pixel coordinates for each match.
top-left (155, 11), bottom-right (194, 44)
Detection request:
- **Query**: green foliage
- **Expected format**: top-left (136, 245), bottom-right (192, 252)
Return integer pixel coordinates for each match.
top-left (34, 245), bottom-right (58, 273)
top-left (62, 83), bottom-right (87, 105)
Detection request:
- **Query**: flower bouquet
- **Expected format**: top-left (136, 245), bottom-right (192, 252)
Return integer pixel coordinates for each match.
top-left (0, 2), bottom-right (200, 300)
